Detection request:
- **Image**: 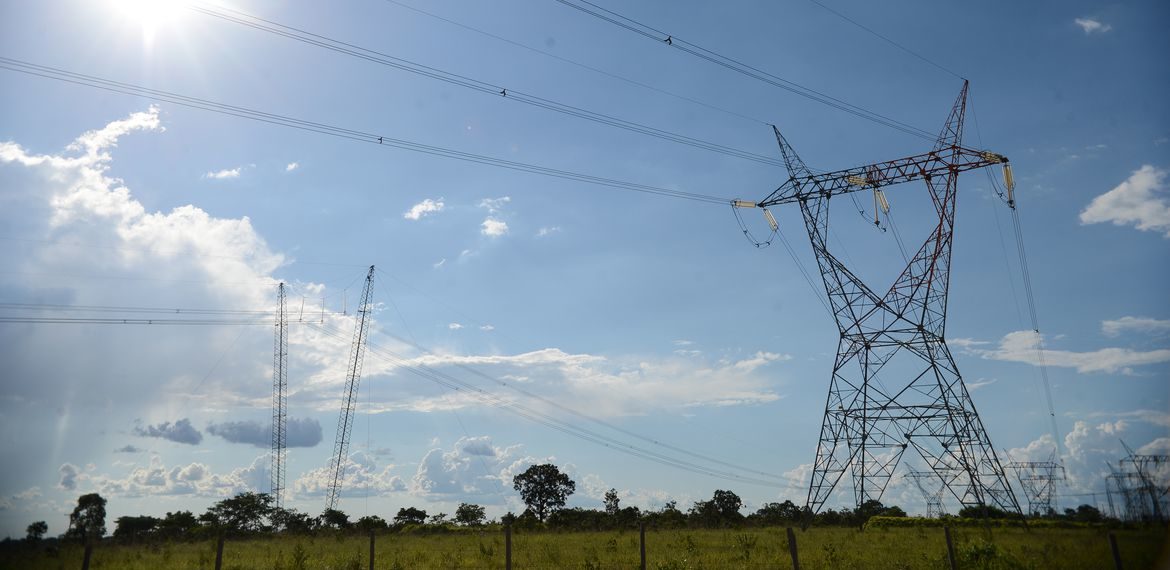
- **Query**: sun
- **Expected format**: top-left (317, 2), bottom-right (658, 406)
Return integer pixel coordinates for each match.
top-left (109, 0), bottom-right (188, 46)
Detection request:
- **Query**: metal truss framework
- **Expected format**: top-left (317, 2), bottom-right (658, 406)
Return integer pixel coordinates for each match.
top-left (906, 470), bottom-right (948, 518)
top-left (325, 266), bottom-right (376, 511)
top-left (750, 81), bottom-right (1023, 516)
top-left (270, 282), bottom-right (288, 509)
top-left (1006, 456), bottom-right (1064, 516)
top-left (1107, 442), bottom-right (1169, 522)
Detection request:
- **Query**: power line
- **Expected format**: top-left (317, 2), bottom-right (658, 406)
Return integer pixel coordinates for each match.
top-left (189, 4), bottom-right (786, 168)
top-left (383, 0), bottom-right (774, 128)
top-left (806, 0), bottom-right (965, 80)
top-left (307, 320), bottom-right (787, 487)
top-left (0, 57), bottom-right (732, 205)
top-left (552, 0), bottom-right (938, 141)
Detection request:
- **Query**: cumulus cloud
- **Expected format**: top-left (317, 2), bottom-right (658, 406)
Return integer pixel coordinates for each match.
top-left (1074, 18), bottom-right (1112, 34)
top-left (403, 198), bottom-right (444, 220)
top-left (448, 322), bottom-right (463, 330)
top-left (481, 217), bottom-right (508, 237)
top-left (114, 445), bottom-right (145, 454)
top-left (978, 330), bottom-right (1170, 374)
top-left (207, 417), bottom-right (322, 448)
top-left (285, 162), bottom-right (299, 172)
top-left (1080, 165), bottom-right (1170, 237)
top-left (1102, 316), bottom-right (1170, 337)
top-left (410, 436), bottom-right (537, 503)
top-left (58, 463), bottom-right (82, 491)
top-left (478, 196), bottom-right (510, 213)
top-left (203, 167), bottom-right (241, 179)
top-left (92, 455), bottom-right (269, 498)
top-left (293, 451), bottom-right (406, 498)
top-left (133, 418), bottom-right (203, 445)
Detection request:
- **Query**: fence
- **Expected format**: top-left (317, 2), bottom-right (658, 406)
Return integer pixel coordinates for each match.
top-left (62, 525), bottom-right (1147, 569)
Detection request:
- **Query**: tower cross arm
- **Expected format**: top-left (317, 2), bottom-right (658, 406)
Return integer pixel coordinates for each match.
top-left (756, 146), bottom-right (1009, 208)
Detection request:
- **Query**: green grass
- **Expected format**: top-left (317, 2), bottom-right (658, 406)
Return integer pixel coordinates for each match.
top-left (3, 526), bottom-right (1166, 569)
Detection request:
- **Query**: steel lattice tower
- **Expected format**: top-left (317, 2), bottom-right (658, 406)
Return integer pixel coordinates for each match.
top-left (325, 265), bottom-right (375, 511)
top-left (906, 470), bottom-right (948, 518)
top-left (1006, 455), bottom-right (1064, 516)
top-left (740, 81), bottom-right (1022, 517)
top-left (270, 282), bottom-right (288, 509)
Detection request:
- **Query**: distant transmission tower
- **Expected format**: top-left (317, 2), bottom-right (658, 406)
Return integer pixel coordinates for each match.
top-left (325, 266), bottom-right (375, 511)
top-left (1118, 440), bottom-right (1168, 521)
top-left (270, 282), bottom-right (288, 509)
top-left (1006, 452), bottom-right (1064, 516)
top-left (736, 81), bottom-right (1023, 517)
top-left (906, 470), bottom-right (948, 518)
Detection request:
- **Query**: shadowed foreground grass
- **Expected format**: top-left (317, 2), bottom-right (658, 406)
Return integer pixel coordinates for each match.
top-left (2, 526), bottom-right (1166, 569)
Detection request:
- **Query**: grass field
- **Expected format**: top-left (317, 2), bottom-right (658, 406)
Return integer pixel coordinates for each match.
top-left (3, 526), bottom-right (1167, 569)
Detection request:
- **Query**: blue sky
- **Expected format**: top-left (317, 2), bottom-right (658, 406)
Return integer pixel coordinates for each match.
top-left (1, 0), bottom-right (1168, 537)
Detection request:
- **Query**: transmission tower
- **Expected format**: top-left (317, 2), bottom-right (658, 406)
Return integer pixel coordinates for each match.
top-left (270, 282), bottom-right (288, 509)
top-left (736, 81), bottom-right (1023, 517)
top-left (325, 266), bottom-right (375, 511)
top-left (1118, 440), bottom-right (1168, 521)
top-left (1006, 451), bottom-right (1064, 516)
top-left (906, 470), bottom-right (948, 518)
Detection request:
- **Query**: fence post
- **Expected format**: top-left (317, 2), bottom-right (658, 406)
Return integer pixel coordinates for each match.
top-left (369, 530), bottom-right (375, 570)
top-left (1108, 532), bottom-right (1123, 570)
top-left (944, 526), bottom-right (957, 570)
top-left (639, 522), bottom-right (647, 570)
top-left (505, 524), bottom-right (512, 570)
top-left (214, 535), bottom-right (225, 570)
top-left (80, 540), bottom-right (93, 570)
top-left (786, 527), bottom-right (800, 570)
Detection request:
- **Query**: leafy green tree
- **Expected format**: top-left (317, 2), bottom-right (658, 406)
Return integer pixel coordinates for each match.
top-left (113, 515), bottom-right (160, 541)
top-left (271, 507), bottom-right (315, 534)
top-left (156, 511), bottom-right (199, 539)
top-left (512, 463), bottom-right (576, 523)
top-left (25, 521), bottom-right (48, 541)
top-left (203, 492), bottom-right (274, 535)
top-left (455, 503), bottom-right (486, 526)
top-left (751, 500), bottom-right (802, 526)
top-left (66, 493), bottom-right (107, 541)
top-left (690, 490), bottom-right (744, 527)
top-left (355, 515), bottom-right (388, 533)
top-left (320, 508), bottom-right (351, 530)
top-left (394, 507), bottom-right (427, 526)
top-left (1064, 504), bottom-right (1104, 523)
top-left (604, 488), bottom-right (620, 516)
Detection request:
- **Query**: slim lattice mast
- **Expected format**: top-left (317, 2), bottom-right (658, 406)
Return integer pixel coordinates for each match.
top-left (270, 282), bottom-right (288, 509)
top-left (1119, 440), bottom-right (1168, 521)
top-left (325, 265), bottom-right (375, 511)
top-left (738, 81), bottom-right (1022, 517)
top-left (1006, 451), bottom-right (1064, 516)
top-left (906, 470), bottom-right (948, 518)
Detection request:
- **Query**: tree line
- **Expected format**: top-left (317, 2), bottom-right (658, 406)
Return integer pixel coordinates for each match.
top-left (12, 462), bottom-right (1114, 543)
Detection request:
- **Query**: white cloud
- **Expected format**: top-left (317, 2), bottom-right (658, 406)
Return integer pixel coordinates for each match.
top-left (481, 217), bottom-right (508, 237)
top-left (403, 198), bottom-right (445, 220)
top-left (448, 322), bottom-right (463, 330)
top-left (963, 377), bottom-right (998, 391)
top-left (90, 455), bottom-right (270, 498)
top-left (1102, 316), bottom-right (1170, 337)
top-left (1084, 409), bottom-right (1170, 428)
top-left (479, 324), bottom-right (495, 332)
top-left (292, 451), bottom-right (406, 498)
top-left (433, 258), bottom-right (447, 269)
top-left (979, 330), bottom-right (1170, 374)
top-left (1074, 18), bottom-right (1112, 34)
top-left (410, 436), bottom-right (534, 503)
top-left (1080, 165), bottom-right (1170, 237)
top-left (285, 162), bottom-right (299, 172)
top-left (536, 226), bottom-right (560, 237)
top-left (203, 167), bottom-right (241, 179)
top-left (478, 196), bottom-right (511, 213)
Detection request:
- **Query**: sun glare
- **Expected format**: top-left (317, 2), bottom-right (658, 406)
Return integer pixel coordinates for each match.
top-left (109, 0), bottom-right (188, 46)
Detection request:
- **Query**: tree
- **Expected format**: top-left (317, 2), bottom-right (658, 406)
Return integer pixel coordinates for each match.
top-left (113, 515), bottom-right (160, 541)
top-left (394, 507), bottom-right (427, 526)
top-left (355, 515), bottom-right (388, 533)
top-left (512, 463), bottom-right (576, 523)
top-left (604, 488), bottom-right (620, 516)
top-left (751, 500), bottom-right (802, 526)
top-left (66, 493), bottom-right (107, 541)
top-left (203, 492), bottom-right (274, 535)
top-left (272, 508), bottom-right (316, 534)
top-left (25, 521), bottom-right (47, 541)
top-left (689, 490), bottom-right (744, 527)
top-left (157, 511), bottom-right (199, 539)
top-left (320, 508), bottom-right (351, 530)
top-left (455, 503), bottom-right (486, 526)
